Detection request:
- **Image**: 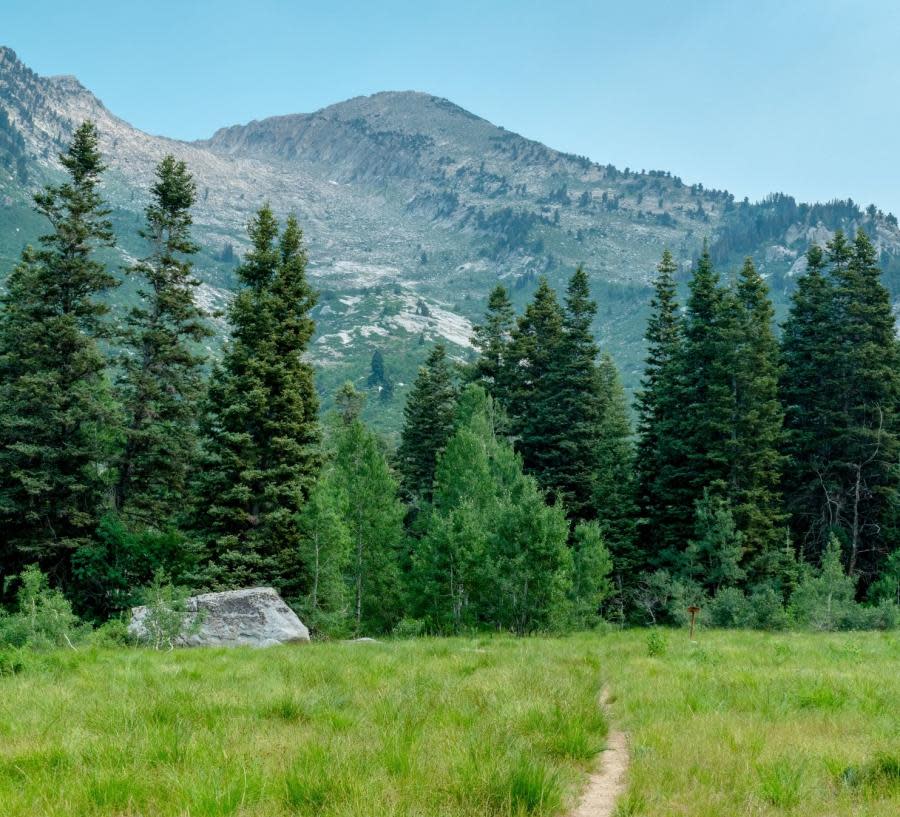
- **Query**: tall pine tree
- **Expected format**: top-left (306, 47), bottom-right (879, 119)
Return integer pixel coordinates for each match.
top-left (396, 343), bottom-right (457, 503)
top-left (194, 205), bottom-right (320, 587)
top-left (731, 257), bottom-right (785, 578)
top-left (635, 249), bottom-right (687, 567)
top-left (0, 121), bottom-right (118, 582)
top-left (593, 353), bottom-right (638, 575)
top-left (116, 155), bottom-right (210, 525)
top-left (469, 283), bottom-right (515, 406)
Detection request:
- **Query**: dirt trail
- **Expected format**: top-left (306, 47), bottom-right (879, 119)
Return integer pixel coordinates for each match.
top-left (571, 687), bottom-right (629, 817)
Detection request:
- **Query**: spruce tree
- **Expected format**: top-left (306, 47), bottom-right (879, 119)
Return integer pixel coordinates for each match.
top-left (782, 231), bottom-right (900, 583)
top-left (678, 247), bottom-right (737, 530)
top-left (116, 155), bottom-right (210, 526)
top-left (194, 205), bottom-right (320, 587)
top-left (470, 283), bottom-right (515, 406)
top-left (554, 265), bottom-right (603, 519)
top-left (396, 343), bottom-right (457, 502)
top-left (0, 121), bottom-right (118, 581)
top-left (593, 353), bottom-right (638, 575)
top-left (731, 257), bottom-right (785, 577)
top-left (781, 244), bottom-right (838, 558)
top-left (506, 277), bottom-right (567, 501)
top-left (635, 250), bottom-right (686, 568)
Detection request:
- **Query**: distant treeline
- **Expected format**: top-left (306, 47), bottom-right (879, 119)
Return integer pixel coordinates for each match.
top-left (0, 123), bottom-right (897, 643)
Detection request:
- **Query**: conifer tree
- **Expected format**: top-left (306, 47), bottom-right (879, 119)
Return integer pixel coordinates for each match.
top-left (0, 121), bottom-right (118, 580)
top-left (116, 155), bottom-right (210, 525)
top-left (635, 250), bottom-right (686, 567)
top-left (470, 284), bottom-right (515, 405)
top-left (506, 277), bottom-right (567, 500)
top-left (731, 257), bottom-right (785, 577)
top-left (396, 343), bottom-right (457, 502)
top-left (193, 205), bottom-right (320, 587)
top-left (781, 244), bottom-right (838, 558)
top-left (593, 353), bottom-right (638, 574)
top-left (782, 231), bottom-right (900, 583)
top-left (554, 266), bottom-right (603, 518)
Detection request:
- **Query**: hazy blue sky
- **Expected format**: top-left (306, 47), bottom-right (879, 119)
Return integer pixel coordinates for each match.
top-left (5, 1), bottom-right (899, 213)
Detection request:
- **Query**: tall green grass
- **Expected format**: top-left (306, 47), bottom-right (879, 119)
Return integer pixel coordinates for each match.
top-left (603, 630), bottom-right (900, 816)
top-left (0, 637), bottom-right (606, 816)
top-left (1, 631), bottom-right (897, 816)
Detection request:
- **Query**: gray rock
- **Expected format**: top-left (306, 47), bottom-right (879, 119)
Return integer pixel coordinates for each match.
top-left (129, 587), bottom-right (310, 648)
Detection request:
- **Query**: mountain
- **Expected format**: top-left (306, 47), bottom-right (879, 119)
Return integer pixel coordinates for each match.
top-left (2, 45), bottom-right (899, 431)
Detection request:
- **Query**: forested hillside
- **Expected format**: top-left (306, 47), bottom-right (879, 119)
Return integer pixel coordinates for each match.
top-left (3, 45), bottom-right (900, 433)
top-left (1, 124), bottom-right (897, 648)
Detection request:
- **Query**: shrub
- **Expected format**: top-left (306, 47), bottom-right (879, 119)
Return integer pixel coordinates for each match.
top-left (135, 570), bottom-right (203, 650)
top-left (708, 587), bottom-right (754, 628)
top-left (0, 565), bottom-right (86, 650)
top-left (748, 585), bottom-right (790, 630)
top-left (646, 629), bottom-right (667, 657)
top-left (0, 647), bottom-right (27, 676)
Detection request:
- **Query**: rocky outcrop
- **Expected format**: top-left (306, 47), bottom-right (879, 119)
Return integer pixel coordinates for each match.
top-left (129, 587), bottom-right (310, 648)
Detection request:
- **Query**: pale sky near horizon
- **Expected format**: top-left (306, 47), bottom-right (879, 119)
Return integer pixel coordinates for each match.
top-left (4, 0), bottom-right (899, 214)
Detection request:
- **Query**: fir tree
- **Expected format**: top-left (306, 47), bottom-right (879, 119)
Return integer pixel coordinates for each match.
top-left (396, 343), bottom-right (457, 502)
top-left (782, 231), bottom-right (900, 584)
top-left (0, 121), bottom-right (118, 581)
top-left (554, 265), bottom-right (603, 519)
top-left (635, 249), bottom-right (686, 568)
top-left (506, 277), bottom-right (567, 501)
top-left (470, 283), bottom-right (515, 405)
top-left (781, 244), bottom-right (839, 558)
top-left (731, 257), bottom-right (785, 577)
top-left (193, 206), bottom-right (320, 587)
top-left (593, 353), bottom-right (638, 575)
top-left (116, 155), bottom-right (210, 526)
top-left (681, 246), bottom-right (736, 502)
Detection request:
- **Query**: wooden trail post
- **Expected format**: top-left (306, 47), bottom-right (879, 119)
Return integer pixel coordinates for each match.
top-left (687, 605), bottom-right (700, 640)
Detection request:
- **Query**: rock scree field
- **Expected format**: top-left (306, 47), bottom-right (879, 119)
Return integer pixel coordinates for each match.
top-left (0, 631), bottom-right (897, 817)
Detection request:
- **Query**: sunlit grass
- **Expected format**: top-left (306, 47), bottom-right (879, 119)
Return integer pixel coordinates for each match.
top-left (1, 630), bottom-right (897, 816)
top-left (0, 637), bottom-right (606, 816)
top-left (603, 630), bottom-right (900, 817)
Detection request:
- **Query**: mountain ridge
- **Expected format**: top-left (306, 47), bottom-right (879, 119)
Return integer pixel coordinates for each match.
top-left (2, 44), bottom-right (899, 430)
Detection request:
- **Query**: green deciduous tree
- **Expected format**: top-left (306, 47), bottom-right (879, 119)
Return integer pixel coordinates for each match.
top-left (0, 121), bottom-right (118, 583)
top-left (413, 385), bottom-right (573, 634)
top-left (330, 394), bottom-right (406, 635)
top-left (293, 467), bottom-right (353, 636)
top-left (193, 205), bottom-right (320, 587)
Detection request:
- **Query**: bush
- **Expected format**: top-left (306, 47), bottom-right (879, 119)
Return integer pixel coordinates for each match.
top-left (135, 570), bottom-right (203, 650)
top-left (748, 585), bottom-right (790, 631)
top-left (0, 647), bottom-right (27, 676)
top-left (790, 537), bottom-right (897, 631)
top-left (708, 587), bottom-right (754, 628)
top-left (646, 629), bottom-right (667, 657)
top-left (0, 565), bottom-right (86, 650)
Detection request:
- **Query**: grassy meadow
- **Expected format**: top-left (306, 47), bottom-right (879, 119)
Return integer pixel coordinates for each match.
top-left (0, 631), bottom-right (897, 816)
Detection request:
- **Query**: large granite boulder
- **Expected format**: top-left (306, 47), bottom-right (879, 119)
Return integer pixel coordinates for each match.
top-left (129, 587), bottom-right (310, 648)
